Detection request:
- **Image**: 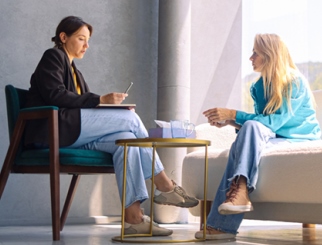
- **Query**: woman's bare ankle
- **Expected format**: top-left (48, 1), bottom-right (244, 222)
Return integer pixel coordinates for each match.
top-left (125, 201), bottom-right (143, 224)
top-left (154, 172), bottom-right (174, 192)
top-left (125, 216), bottom-right (143, 224)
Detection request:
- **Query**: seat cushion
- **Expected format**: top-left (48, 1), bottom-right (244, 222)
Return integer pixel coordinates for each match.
top-left (182, 140), bottom-right (322, 203)
top-left (16, 148), bottom-right (113, 167)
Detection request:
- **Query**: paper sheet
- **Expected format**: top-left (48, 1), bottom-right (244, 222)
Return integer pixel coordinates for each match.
top-left (154, 120), bottom-right (171, 128)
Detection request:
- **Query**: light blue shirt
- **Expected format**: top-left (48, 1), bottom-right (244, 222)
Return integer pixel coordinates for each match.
top-left (235, 73), bottom-right (321, 140)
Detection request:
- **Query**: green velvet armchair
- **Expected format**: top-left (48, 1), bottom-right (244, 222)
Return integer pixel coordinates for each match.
top-left (0, 84), bottom-right (115, 241)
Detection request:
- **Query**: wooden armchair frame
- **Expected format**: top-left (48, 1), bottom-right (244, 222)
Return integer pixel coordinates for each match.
top-left (0, 85), bottom-right (115, 241)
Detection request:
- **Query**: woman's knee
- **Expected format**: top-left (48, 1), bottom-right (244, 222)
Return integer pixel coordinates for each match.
top-left (240, 120), bottom-right (267, 135)
top-left (113, 131), bottom-right (136, 140)
top-left (237, 120), bottom-right (275, 147)
top-left (129, 111), bottom-right (143, 125)
top-left (242, 120), bottom-right (262, 130)
top-left (236, 120), bottom-right (264, 141)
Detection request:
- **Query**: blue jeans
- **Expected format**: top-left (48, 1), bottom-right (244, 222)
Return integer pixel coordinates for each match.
top-left (67, 109), bottom-right (164, 208)
top-left (206, 120), bottom-right (290, 234)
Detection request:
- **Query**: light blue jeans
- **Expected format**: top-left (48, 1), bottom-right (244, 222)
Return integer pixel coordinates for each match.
top-left (206, 120), bottom-right (290, 234)
top-left (67, 109), bottom-right (164, 208)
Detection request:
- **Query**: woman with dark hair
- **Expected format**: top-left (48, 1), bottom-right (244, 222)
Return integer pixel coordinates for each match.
top-left (25, 16), bottom-right (198, 237)
top-left (194, 33), bottom-right (321, 240)
top-left (51, 16), bottom-right (93, 48)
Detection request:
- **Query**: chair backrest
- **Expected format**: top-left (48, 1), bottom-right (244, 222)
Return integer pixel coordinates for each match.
top-left (5, 85), bottom-right (28, 141)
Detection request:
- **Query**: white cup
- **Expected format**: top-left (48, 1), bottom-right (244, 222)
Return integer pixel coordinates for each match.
top-left (170, 120), bottom-right (195, 138)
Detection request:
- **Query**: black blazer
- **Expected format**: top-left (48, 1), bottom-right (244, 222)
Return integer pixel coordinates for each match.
top-left (24, 47), bottom-right (100, 147)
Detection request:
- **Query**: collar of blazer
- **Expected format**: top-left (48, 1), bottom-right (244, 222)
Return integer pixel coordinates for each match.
top-left (56, 47), bottom-right (86, 94)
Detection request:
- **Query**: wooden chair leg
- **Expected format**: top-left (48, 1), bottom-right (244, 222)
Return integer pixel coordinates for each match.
top-left (50, 162), bottom-right (60, 241)
top-left (303, 223), bottom-right (316, 228)
top-left (0, 156), bottom-right (14, 199)
top-left (0, 119), bottom-right (26, 198)
top-left (200, 200), bottom-right (212, 230)
top-left (49, 110), bottom-right (60, 241)
top-left (60, 174), bottom-right (81, 231)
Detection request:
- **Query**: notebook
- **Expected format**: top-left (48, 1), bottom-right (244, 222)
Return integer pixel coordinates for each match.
top-left (96, 104), bottom-right (136, 109)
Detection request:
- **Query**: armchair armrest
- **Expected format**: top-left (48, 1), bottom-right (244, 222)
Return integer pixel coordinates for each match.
top-left (21, 106), bottom-right (59, 112)
top-left (11, 106), bottom-right (59, 149)
top-left (11, 106), bottom-right (59, 174)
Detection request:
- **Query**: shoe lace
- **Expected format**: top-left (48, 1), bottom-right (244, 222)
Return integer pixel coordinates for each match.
top-left (225, 181), bottom-right (240, 203)
top-left (172, 180), bottom-right (197, 201)
top-left (142, 215), bottom-right (160, 227)
top-left (206, 226), bottom-right (217, 233)
top-left (174, 185), bottom-right (196, 201)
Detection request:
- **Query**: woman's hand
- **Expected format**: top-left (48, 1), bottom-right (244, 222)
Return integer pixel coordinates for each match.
top-left (203, 108), bottom-right (237, 127)
top-left (208, 120), bottom-right (230, 128)
top-left (100, 93), bottom-right (128, 104)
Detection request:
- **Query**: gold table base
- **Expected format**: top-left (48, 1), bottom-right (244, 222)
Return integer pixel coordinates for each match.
top-left (112, 138), bottom-right (211, 243)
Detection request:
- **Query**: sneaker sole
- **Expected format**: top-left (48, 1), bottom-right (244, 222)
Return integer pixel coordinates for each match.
top-left (124, 229), bottom-right (173, 236)
top-left (153, 199), bottom-right (199, 208)
top-left (195, 232), bottom-right (236, 240)
top-left (124, 221), bottom-right (173, 236)
top-left (218, 204), bottom-right (253, 215)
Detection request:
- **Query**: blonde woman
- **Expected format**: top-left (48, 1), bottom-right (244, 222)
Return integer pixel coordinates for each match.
top-left (195, 34), bottom-right (321, 240)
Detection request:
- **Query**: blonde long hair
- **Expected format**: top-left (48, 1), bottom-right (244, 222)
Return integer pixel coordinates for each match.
top-left (254, 34), bottom-right (298, 115)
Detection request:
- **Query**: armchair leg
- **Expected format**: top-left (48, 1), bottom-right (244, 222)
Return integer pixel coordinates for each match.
top-left (302, 223), bottom-right (316, 241)
top-left (49, 109), bottom-right (60, 241)
top-left (0, 119), bottom-right (26, 198)
top-left (303, 223), bottom-right (315, 228)
top-left (60, 174), bottom-right (81, 231)
top-left (50, 165), bottom-right (60, 241)
top-left (0, 157), bottom-right (13, 199)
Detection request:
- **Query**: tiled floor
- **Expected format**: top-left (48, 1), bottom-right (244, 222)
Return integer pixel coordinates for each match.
top-left (0, 220), bottom-right (321, 245)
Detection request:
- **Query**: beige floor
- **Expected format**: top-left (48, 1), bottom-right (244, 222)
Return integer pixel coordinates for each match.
top-left (0, 220), bottom-right (321, 245)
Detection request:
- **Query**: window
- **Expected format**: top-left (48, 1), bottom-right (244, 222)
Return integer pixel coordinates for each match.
top-left (242, 0), bottom-right (322, 111)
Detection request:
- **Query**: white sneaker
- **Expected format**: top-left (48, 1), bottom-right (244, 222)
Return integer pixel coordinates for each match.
top-left (124, 215), bottom-right (173, 236)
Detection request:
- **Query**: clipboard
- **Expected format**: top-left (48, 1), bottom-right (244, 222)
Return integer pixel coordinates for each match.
top-left (96, 104), bottom-right (136, 109)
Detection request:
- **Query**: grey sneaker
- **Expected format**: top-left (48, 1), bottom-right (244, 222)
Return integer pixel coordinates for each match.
top-left (153, 180), bottom-right (199, 208)
top-left (124, 215), bottom-right (173, 236)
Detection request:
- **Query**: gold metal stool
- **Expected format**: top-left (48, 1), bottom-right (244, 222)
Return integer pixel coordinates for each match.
top-left (112, 138), bottom-right (211, 243)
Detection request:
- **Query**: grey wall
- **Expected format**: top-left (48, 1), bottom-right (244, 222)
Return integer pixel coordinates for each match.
top-left (0, 0), bottom-right (242, 226)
